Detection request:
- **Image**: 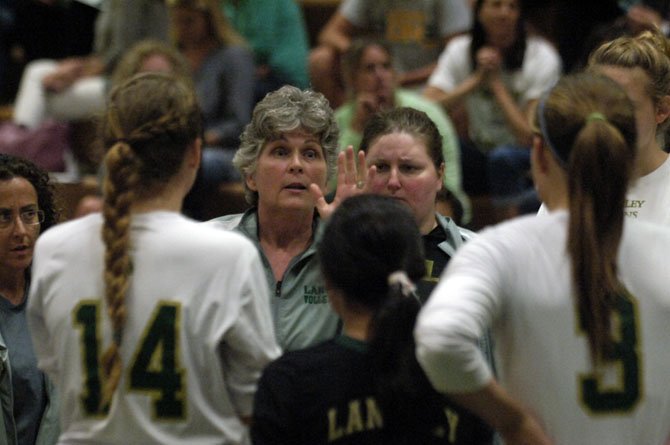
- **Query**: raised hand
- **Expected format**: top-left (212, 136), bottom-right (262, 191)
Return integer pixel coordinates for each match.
top-left (310, 146), bottom-right (374, 220)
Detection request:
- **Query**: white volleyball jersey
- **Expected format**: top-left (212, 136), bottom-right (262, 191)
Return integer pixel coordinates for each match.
top-left (539, 155), bottom-right (670, 225)
top-left (625, 154), bottom-right (670, 224)
top-left (416, 210), bottom-right (670, 444)
top-left (28, 212), bottom-right (281, 444)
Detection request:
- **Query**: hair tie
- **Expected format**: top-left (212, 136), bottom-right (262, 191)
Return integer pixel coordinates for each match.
top-left (387, 271), bottom-right (416, 298)
top-left (586, 112), bottom-right (607, 123)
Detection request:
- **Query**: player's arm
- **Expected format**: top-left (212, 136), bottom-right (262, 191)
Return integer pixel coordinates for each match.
top-left (219, 246), bottom-right (281, 420)
top-left (488, 78), bottom-right (536, 147)
top-left (424, 74), bottom-right (481, 108)
top-left (398, 29), bottom-right (466, 87)
top-left (415, 234), bottom-right (503, 394)
top-left (397, 62), bottom-right (439, 87)
top-left (450, 381), bottom-right (553, 445)
top-left (26, 240), bottom-right (59, 378)
top-left (317, 11), bottom-right (357, 53)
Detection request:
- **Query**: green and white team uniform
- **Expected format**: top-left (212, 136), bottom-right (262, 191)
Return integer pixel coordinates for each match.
top-left (624, 155), bottom-right (670, 223)
top-left (416, 210), bottom-right (670, 445)
top-left (540, 153), bottom-right (670, 223)
top-left (28, 212), bottom-right (280, 445)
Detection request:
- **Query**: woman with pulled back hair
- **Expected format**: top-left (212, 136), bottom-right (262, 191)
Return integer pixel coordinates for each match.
top-left (252, 194), bottom-right (493, 444)
top-left (588, 27), bottom-right (670, 223)
top-left (540, 27), bottom-right (670, 223)
top-left (416, 72), bottom-right (670, 444)
top-left (27, 72), bottom-right (280, 444)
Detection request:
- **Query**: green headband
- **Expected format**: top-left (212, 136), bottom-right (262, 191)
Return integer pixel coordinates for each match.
top-left (586, 112), bottom-right (607, 123)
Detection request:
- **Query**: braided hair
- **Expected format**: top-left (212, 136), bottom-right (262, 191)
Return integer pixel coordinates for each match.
top-left (98, 72), bottom-right (201, 411)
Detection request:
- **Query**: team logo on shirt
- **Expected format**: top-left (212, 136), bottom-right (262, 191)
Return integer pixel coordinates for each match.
top-left (624, 199), bottom-right (645, 218)
top-left (328, 397), bottom-right (383, 441)
top-left (423, 259), bottom-right (441, 283)
top-left (327, 397), bottom-right (464, 442)
top-left (304, 285), bottom-right (328, 304)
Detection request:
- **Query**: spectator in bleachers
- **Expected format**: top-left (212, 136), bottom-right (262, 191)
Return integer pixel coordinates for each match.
top-left (0, 0), bottom-right (99, 104)
top-left (309, 0), bottom-right (472, 108)
top-left (169, 0), bottom-right (255, 220)
top-left (11, 0), bottom-right (169, 130)
top-left (335, 38), bottom-right (470, 222)
top-left (170, 0), bottom-right (252, 150)
top-left (572, 1), bottom-right (670, 71)
top-left (523, 0), bottom-right (621, 74)
top-left (620, 0), bottom-right (670, 35)
top-left (424, 0), bottom-right (561, 220)
top-left (109, 39), bottom-right (191, 89)
top-left (0, 0), bottom-right (18, 103)
top-left (221, 0), bottom-right (310, 102)
top-left (69, 39), bottom-right (193, 219)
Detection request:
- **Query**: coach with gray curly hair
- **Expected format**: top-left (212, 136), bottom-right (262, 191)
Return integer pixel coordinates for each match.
top-left (209, 85), bottom-right (369, 351)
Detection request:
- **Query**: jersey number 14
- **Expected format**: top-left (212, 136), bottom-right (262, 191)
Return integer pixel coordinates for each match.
top-left (74, 300), bottom-right (185, 419)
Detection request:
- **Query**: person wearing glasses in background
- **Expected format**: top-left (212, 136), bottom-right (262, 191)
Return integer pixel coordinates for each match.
top-left (0, 154), bottom-right (60, 445)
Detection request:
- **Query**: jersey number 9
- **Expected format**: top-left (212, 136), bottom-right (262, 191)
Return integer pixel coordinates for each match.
top-left (578, 292), bottom-right (641, 414)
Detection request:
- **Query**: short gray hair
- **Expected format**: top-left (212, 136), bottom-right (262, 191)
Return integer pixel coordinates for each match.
top-left (233, 85), bottom-right (339, 206)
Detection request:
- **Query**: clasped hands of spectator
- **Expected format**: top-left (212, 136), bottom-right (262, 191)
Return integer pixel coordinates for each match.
top-left (351, 91), bottom-right (393, 133)
top-left (475, 46), bottom-right (504, 85)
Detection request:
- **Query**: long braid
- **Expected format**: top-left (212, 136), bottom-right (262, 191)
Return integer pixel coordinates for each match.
top-left (99, 115), bottom-right (142, 412)
top-left (97, 72), bottom-right (202, 412)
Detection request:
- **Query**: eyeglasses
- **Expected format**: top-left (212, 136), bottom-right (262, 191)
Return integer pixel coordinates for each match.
top-left (0, 209), bottom-right (45, 229)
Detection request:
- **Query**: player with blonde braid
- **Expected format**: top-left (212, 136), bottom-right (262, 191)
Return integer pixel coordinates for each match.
top-left (27, 72), bottom-right (280, 444)
top-left (98, 112), bottom-right (143, 412)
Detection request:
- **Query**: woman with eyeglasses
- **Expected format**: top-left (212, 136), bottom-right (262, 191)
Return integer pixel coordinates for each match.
top-left (0, 154), bottom-right (60, 445)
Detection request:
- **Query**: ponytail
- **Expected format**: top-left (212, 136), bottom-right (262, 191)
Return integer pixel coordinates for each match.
top-left (539, 73), bottom-right (636, 363)
top-left (368, 271), bottom-right (436, 439)
top-left (318, 195), bottom-right (428, 436)
top-left (567, 118), bottom-right (632, 362)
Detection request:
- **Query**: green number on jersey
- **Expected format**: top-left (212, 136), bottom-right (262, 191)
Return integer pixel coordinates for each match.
top-left (74, 302), bottom-right (104, 415)
top-left (129, 304), bottom-right (184, 418)
top-left (73, 301), bottom-right (186, 419)
top-left (578, 292), bottom-right (641, 413)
